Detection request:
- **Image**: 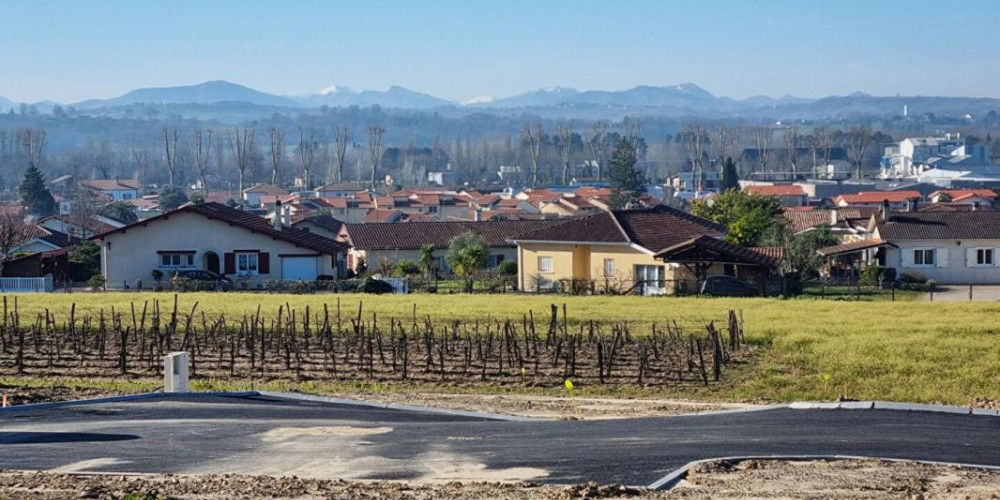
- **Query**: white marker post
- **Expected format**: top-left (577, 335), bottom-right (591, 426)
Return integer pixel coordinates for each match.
top-left (163, 352), bottom-right (190, 393)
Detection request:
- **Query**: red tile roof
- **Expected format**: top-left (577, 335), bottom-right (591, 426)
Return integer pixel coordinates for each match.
top-left (929, 189), bottom-right (997, 202)
top-left (835, 191), bottom-right (922, 204)
top-left (82, 179), bottom-right (141, 191)
top-left (242, 183), bottom-right (289, 196)
top-left (743, 185), bottom-right (807, 197)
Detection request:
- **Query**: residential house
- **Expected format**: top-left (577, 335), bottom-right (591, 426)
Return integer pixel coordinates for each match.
top-left (870, 210), bottom-right (1000, 284)
top-left (291, 214), bottom-right (344, 240)
top-left (832, 190), bottom-right (922, 209)
top-left (927, 189), bottom-right (997, 208)
top-left (341, 219), bottom-right (560, 275)
top-left (93, 202), bottom-right (349, 288)
top-left (744, 185), bottom-right (809, 207)
top-left (314, 182), bottom-right (368, 199)
top-left (242, 184), bottom-right (289, 207)
top-left (81, 179), bottom-right (141, 201)
top-left (782, 207), bottom-right (877, 242)
top-left (508, 205), bottom-right (733, 294)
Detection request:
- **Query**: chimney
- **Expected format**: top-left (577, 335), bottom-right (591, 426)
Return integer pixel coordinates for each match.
top-left (907, 197), bottom-right (918, 212)
top-left (881, 200), bottom-right (891, 220)
top-left (829, 207), bottom-right (839, 226)
top-left (973, 201), bottom-right (981, 211)
top-left (282, 204), bottom-right (291, 227)
top-left (474, 208), bottom-right (481, 222)
top-left (273, 200), bottom-right (283, 230)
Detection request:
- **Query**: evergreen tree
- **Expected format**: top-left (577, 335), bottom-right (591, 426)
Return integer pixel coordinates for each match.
top-left (720, 156), bottom-right (740, 192)
top-left (19, 165), bottom-right (56, 217)
top-left (606, 137), bottom-right (646, 209)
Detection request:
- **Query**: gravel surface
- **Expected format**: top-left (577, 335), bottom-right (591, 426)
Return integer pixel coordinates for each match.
top-left (2, 460), bottom-right (999, 499)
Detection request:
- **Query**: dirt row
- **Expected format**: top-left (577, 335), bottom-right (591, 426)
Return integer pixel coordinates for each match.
top-left (3, 459), bottom-right (999, 499)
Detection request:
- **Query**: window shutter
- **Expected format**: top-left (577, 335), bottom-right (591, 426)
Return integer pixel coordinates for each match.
top-left (995, 248), bottom-right (1000, 267)
top-left (967, 248), bottom-right (977, 267)
top-left (937, 248), bottom-right (948, 268)
top-left (258, 252), bottom-right (270, 274)
top-left (224, 253), bottom-right (235, 274)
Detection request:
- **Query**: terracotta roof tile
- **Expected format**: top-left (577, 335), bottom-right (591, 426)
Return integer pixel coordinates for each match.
top-left (876, 211), bottom-right (1000, 240)
top-left (345, 219), bottom-right (562, 250)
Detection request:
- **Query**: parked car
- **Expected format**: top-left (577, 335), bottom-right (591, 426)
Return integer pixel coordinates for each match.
top-left (700, 275), bottom-right (755, 297)
top-left (171, 270), bottom-right (234, 290)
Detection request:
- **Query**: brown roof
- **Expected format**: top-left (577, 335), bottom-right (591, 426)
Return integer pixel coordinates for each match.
top-left (875, 211), bottom-right (1000, 240)
top-left (783, 207), bottom-right (879, 233)
top-left (817, 239), bottom-right (893, 257)
top-left (510, 205), bottom-right (725, 252)
top-left (744, 185), bottom-right (807, 197)
top-left (345, 219), bottom-right (562, 250)
top-left (654, 235), bottom-right (781, 269)
top-left (836, 190), bottom-right (922, 204)
top-left (93, 202), bottom-right (348, 255)
top-left (315, 182), bottom-right (367, 192)
top-left (82, 179), bottom-right (140, 191)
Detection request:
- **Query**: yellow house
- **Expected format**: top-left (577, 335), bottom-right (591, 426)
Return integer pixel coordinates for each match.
top-left (510, 205), bottom-right (734, 294)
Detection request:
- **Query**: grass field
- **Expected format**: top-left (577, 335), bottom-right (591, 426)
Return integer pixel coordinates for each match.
top-left (3, 291), bottom-right (998, 406)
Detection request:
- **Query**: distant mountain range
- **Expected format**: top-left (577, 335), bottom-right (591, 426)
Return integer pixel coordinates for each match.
top-left (2, 80), bottom-right (999, 120)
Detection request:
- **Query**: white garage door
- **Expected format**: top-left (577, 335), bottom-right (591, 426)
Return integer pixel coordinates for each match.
top-left (281, 257), bottom-right (318, 281)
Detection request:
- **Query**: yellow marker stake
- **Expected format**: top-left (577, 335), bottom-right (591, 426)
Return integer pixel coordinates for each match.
top-left (564, 379), bottom-right (579, 419)
top-left (520, 367), bottom-right (527, 394)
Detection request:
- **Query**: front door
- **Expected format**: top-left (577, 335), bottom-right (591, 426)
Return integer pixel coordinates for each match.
top-left (204, 252), bottom-right (220, 274)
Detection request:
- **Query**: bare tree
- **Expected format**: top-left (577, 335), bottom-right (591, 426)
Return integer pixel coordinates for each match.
top-left (782, 126), bottom-right (800, 177)
top-left (557, 122), bottom-right (573, 185)
top-left (0, 208), bottom-right (33, 275)
top-left (331, 126), bottom-right (351, 183)
top-left (193, 129), bottom-right (212, 195)
top-left (754, 126), bottom-right (773, 173)
top-left (585, 121), bottom-right (608, 181)
top-left (808, 126), bottom-right (832, 176)
top-left (682, 124), bottom-right (708, 190)
top-left (623, 118), bottom-right (643, 149)
top-left (268, 127), bottom-right (285, 186)
top-left (18, 128), bottom-right (47, 171)
top-left (298, 128), bottom-right (317, 189)
top-left (846, 126), bottom-right (874, 179)
top-left (162, 129), bottom-right (179, 186)
top-left (225, 128), bottom-right (256, 196)
top-left (365, 125), bottom-right (385, 190)
top-left (522, 123), bottom-right (542, 186)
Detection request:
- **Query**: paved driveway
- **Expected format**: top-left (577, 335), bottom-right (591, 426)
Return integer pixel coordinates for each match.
top-left (2, 394), bottom-right (1000, 487)
top-left (927, 285), bottom-right (1000, 301)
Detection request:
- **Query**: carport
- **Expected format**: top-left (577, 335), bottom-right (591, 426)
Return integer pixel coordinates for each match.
top-left (654, 235), bottom-right (782, 295)
top-left (816, 239), bottom-right (893, 283)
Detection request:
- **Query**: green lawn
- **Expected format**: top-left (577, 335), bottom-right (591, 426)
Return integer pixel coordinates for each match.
top-left (5, 290), bottom-right (997, 406)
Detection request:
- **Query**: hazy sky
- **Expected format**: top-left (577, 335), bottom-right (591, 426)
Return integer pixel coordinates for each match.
top-left (2, 0), bottom-right (998, 103)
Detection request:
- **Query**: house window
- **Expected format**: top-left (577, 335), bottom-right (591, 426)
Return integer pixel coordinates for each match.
top-left (160, 253), bottom-right (194, 269)
top-left (603, 258), bottom-right (615, 277)
top-left (635, 265), bottom-right (666, 286)
top-left (123, 192), bottom-right (133, 200)
top-left (977, 248), bottom-right (995, 266)
top-left (913, 249), bottom-right (936, 266)
top-left (429, 206), bottom-right (438, 213)
top-left (538, 256), bottom-right (554, 273)
top-left (236, 252), bottom-right (260, 274)
top-left (434, 256), bottom-right (446, 271)
top-left (491, 254), bottom-right (505, 268)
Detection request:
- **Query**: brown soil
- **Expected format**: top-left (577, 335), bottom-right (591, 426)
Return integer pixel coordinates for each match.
top-left (2, 459), bottom-right (999, 499)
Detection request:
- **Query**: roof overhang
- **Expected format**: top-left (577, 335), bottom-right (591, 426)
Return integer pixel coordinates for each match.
top-left (653, 235), bottom-right (781, 269)
top-left (816, 239), bottom-right (896, 258)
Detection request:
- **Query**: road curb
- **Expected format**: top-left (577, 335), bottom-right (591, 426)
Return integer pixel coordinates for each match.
top-left (787, 400), bottom-right (991, 415)
top-left (647, 455), bottom-right (1000, 490)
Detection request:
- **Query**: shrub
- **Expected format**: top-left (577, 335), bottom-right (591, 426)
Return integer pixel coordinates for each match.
top-left (360, 277), bottom-right (394, 294)
top-left (497, 260), bottom-right (518, 276)
top-left (150, 269), bottom-right (164, 281)
top-left (859, 265), bottom-right (887, 286)
top-left (899, 270), bottom-right (928, 284)
top-left (394, 259), bottom-right (422, 276)
top-left (87, 274), bottom-right (106, 292)
top-left (882, 267), bottom-right (897, 282)
top-left (289, 281), bottom-right (313, 294)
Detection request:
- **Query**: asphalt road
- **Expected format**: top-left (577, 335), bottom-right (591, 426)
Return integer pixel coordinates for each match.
top-left (1, 394), bottom-right (999, 486)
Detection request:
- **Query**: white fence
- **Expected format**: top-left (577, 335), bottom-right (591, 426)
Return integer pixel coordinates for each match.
top-left (0, 275), bottom-right (53, 293)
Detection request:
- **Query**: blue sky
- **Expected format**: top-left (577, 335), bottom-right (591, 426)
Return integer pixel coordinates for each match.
top-left (2, 0), bottom-right (998, 103)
